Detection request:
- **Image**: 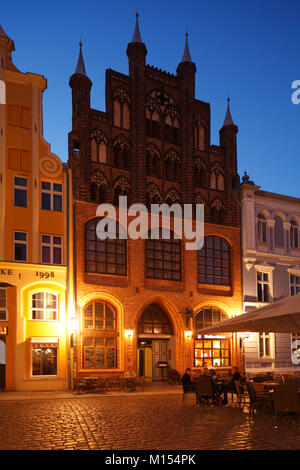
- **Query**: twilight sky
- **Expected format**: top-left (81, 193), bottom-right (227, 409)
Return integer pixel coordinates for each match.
top-left (2, 0), bottom-right (300, 197)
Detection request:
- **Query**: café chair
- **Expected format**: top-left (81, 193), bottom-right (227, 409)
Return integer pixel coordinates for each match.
top-left (245, 381), bottom-right (273, 416)
top-left (195, 376), bottom-right (214, 407)
top-left (273, 383), bottom-right (300, 428)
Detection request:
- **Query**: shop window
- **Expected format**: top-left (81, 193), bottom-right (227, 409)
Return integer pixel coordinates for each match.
top-left (194, 307), bottom-right (230, 367)
top-left (41, 181), bottom-right (62, 212)
top-left (41, 235), bottom-right (62, 265)
top-left (0, 288), bottom-right (7, 321)
top-left (31, 292), bottom-right (58, 321)
top-left (145, 229), bottom-right (181, 281)
top-left (32, 345), bottom-right (57, 376)
top-left (198, 236), bottom-right (230, 286)
top-left (14, 176), bottom-right (28, 207)
top-left (14, 231), bottom-right (27, 262)
top-left (85, 218), bottom-right (127, 275)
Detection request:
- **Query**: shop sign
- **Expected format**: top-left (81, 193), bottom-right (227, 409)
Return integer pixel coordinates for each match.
top-left (197, 334), bottom-right (227, 340)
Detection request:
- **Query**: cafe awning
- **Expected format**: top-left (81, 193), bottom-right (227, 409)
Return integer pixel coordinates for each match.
top-left (197, 293), bottom-right (300, 334)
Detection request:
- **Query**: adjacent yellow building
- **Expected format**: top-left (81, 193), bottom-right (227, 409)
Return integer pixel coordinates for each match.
top-left (0, 25), bottom-right (70, 391)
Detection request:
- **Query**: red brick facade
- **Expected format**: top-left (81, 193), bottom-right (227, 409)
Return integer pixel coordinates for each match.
top-left (68, 25), bottom-right (243, 381)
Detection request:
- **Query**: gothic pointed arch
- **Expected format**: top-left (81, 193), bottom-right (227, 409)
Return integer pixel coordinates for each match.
top-left (210, 161), bottom-right (225, 191)
top-left (113, 88), bottom-right (130, 129)
top-left (211, 197), bottom-right (226, 224)
top-left (90, 129), bottom-right (108, 163)
top-left (113, 134), bottom-right (131, 170)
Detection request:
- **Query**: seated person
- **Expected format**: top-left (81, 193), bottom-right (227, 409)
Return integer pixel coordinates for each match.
top-left (222, 366), bottom-right (241, 404)
top-left (181, 368), bottom-right (195, 391)
top-left (198, 367), bottom-right (219, 399)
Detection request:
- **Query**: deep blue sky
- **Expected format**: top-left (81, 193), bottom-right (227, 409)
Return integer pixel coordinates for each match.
top-left (2, 0), bottom-right (300, 197)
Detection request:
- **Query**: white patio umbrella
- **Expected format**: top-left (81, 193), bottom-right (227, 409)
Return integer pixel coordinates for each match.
top-left (197, 293), bottom-right (300, 334)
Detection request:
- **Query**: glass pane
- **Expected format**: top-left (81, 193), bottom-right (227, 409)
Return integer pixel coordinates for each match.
top-left (53, 247), bottom-right (62, 264)
top-left (84, 348), bottom-right (94, 368)
top-left (53, 194), bottom-right (62, 212)
top-left (96, 348), bottom-right (105, 368)
top-left (106, 348), bottom-right (116, 368)
top-left (42, 192), bottom-right (51, 210)
top-left (42, 246), bottom-right (51, 263)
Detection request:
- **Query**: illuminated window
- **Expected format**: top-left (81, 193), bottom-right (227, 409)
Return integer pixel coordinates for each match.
top-left (41, 235), bottom-right (62, 265)
top-left (83, 337), bottom-right (116, 369)
top-left (31, 292), bottom-right (58, 321)
top-left (198, 236), bottom-right (230, 285)
top-left (32, 346), bottom-right (57, 376)
top-left (82, 300), bottom-right (117, 369)
top-left (0, 289), bottom-right (7, 321)
top-left (41, 182), bottom-right (62, 212)
top-left (14, 176), bottom-right (28, 207)
top-left (83, 301), bottom-right (116, 330)
top-left (137, 304), bottom-right (173, 335)
top-left (259, 332), bottom-right (273, 358)
top-left (194, 307), bottom-right (230, 368)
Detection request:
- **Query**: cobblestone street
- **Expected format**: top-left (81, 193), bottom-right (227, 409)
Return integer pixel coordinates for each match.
top-left (0, 392), bottom-right (299, 451)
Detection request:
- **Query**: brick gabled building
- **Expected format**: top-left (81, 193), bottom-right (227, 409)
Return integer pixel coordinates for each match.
top-left (68, 16), bottom-right (243, 383)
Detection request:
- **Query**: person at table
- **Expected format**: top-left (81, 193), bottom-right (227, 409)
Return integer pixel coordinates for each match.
top-left (124, 366), bottom-right (137, 391)
top-left (181, 368), bottom-right (196, 391)
top-left (222, 366), bottom-right (241, 405)
top-left (198, 367), bottom-right (219, 399)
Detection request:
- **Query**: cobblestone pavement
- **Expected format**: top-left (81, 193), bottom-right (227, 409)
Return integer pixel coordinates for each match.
top-left (0, 393), bottom-right (299, 450)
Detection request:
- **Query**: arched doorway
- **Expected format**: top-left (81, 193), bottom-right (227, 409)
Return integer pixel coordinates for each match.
top-left (0, 338), bottom-right (5, 389)
top-left (137, 303), bottom-right (174, 382)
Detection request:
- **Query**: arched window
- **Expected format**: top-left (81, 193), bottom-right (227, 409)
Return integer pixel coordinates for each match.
top-left (91, 183), bottom-right (108, 204)
top-left (146, 228), bottom-right (181, 281)
top-left (198, 236), bottom-right (230, 286)
top-left (274, 216), bottom-right (284, 247)
top-left (146, 109), bottom-right (160, 139)
top-left (113, 143), bottom-right (130, 170)
top-left (290, 220), bottom-right (299, 249)
top-left (257, 214), bottom-right (267, 244)
top-left (195, 121), bottom-right (205, 151)
top-left (195, 160), bottom-right (207, 187)
top-left (138, 303), bottom-right (173, 334)
top-left (31, 292), bottom-right (58, 320)
top-left (194, 307), bottom-right (230, 367)
top-left (114, 185), bottom-right (130, 207)
top-left (165, 152), bottom-right (181, 183)
top-left (211, 198), bottom-right (226, 225)
top-left (146, 147), bottom-right (161, 178)
top-left (165, 113), bottom-right (180, 144)
top-left (210, 163), bottom-right (225, 191)
top-left (113, 90), bottom-right (130, 129)
top-left (90, 130), bottom-right (107, 163)
top-left (85, 218), bottom-right (127, 275)
top-left (82, 300), bottom-right (117, 369)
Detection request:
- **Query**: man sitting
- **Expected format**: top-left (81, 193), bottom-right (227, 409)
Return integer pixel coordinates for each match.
top-left (222, 366), bottom-right (241, 405)
top-left (181, 368), bottom-right (195, 391)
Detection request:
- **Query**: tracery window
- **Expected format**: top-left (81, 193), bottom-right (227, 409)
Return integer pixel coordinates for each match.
top-left (198, 236), bottom-right (230, 286)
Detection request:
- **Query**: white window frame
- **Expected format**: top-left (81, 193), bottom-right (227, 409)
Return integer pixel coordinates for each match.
top-left (289, 272), bottom-right (300, 296)
top-left (41, 181), bottom-right (63, 212)
top-left (13, 231), bottom-right (28, 262)
top-left (256, 270), bottom-right (271, 303)
top-left (0, 288), bottom-right (7, 321)
top-left (41, 235), bottom-right (63, 265)
top-left (259, 332), bottom-right (275, 359)
top-left (31, 291), bottom-right (59, 321)
top-left (291, 333), bottom-right (300, 362)
top-left (13, 175), bottom-right (28, 208)
top-left (257, 214), bottom-right (268, 245)
top-left (290, 221), bottom-right (299, 249)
